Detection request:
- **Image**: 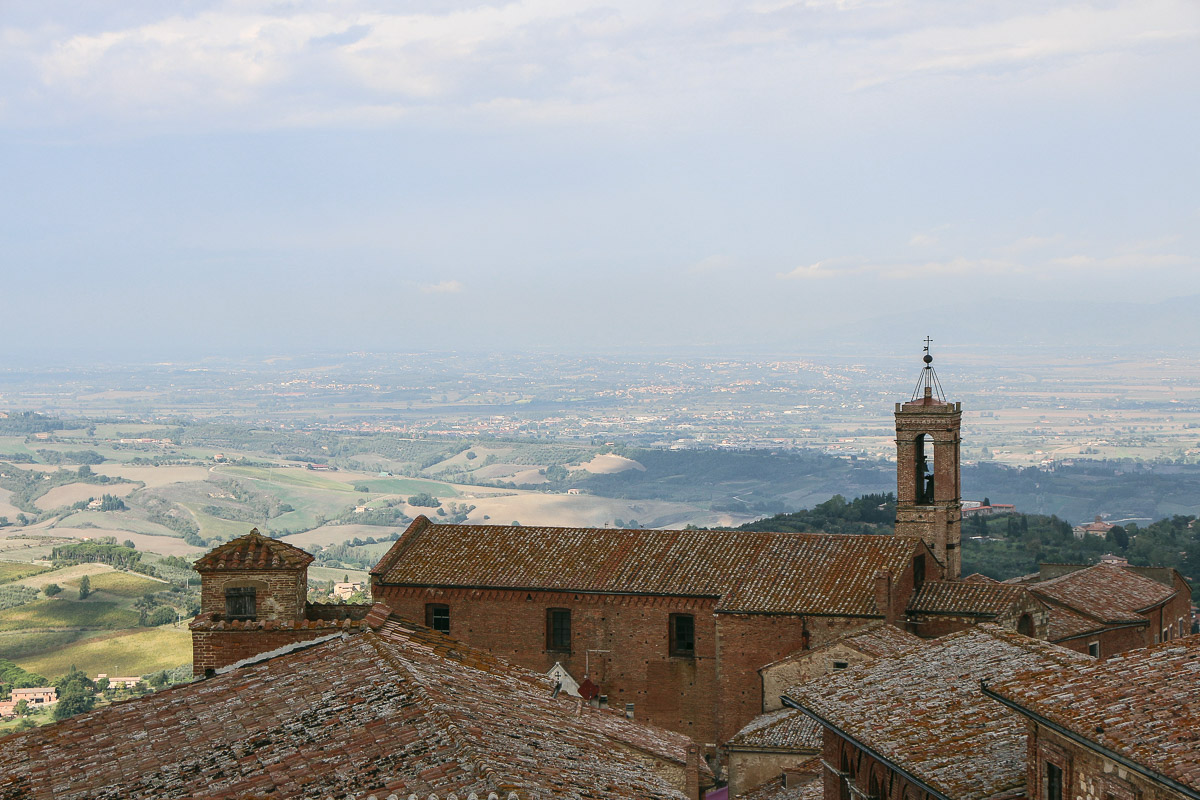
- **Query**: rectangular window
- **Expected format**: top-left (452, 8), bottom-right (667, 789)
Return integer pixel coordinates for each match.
top-left (1088, 641), bottom-right (1100, 658)
top-left (425, 603), bottom-right (450, 634)
top-left (1045, 763), bottom-right (1063, 800)
top-left (224, 587), bottom-right (256, 620)
top-left (547, 608), bottom-right (571, 651)
top-left (833, 660), bottom-right (849, 670)
top-left (670, 614), bottom-right (695, 657)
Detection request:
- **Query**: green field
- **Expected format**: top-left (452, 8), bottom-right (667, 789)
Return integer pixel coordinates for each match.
top-left (14, 626), bottom-right (191, 680)
top-left (217, 465), bottom-right (355, 492)
top-left (0, 599), bottom-right (139, 631)
top-left (79, 571), bottom-right (166, 598)
top-left (360, 477), bottom-right (460, 497)
top-left (0, 630), bottom-right (96, 661)
top-left (0, 562), bottom-right (49, 584)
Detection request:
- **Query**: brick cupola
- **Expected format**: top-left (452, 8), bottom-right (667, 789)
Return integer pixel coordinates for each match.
top-left (194, 527), bottom-right (314, 623)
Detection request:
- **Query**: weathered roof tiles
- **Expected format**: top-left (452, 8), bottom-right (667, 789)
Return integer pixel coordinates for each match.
top-left (373, 517), bottom-right (925, 615)
top-left (988, 633), bottom-right (1200, 790)
top-left (193, 528), bottom-right (314, 571)
top-left (783, 625), bottom-right (1092, 800)
top-left (0, 613), bottom-right (704, 800)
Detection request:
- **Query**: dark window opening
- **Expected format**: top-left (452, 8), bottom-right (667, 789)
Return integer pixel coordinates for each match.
top-left (833, 660), bottom-right (849, 670)
top-left (547, 608), bottom-right (571, 651)
top-left (1045, 763), bottom-right (1063, 800)
top-left (426, 603), bottom-right (450, 634)
top-left (915, 434), bottom-right (935, 504)
top-left (913, 553), bottom-right (926, 593)
top-left (1017, 614), bottom-right (1034, 637)
top-left (1088, 641), bottom-right (1100, 658)
top-left (225, 586), bottom-right (256, 620)
top-left (670, 614), bottom-right (695, 657)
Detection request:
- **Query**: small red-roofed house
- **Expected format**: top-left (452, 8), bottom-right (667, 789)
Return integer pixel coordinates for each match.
top-left (1019, 563), bottom-right (1193, 658)
top-left (985, 633), bottom-right (1200, 800)
top-left (905, 579), bottom-right (1050, 639)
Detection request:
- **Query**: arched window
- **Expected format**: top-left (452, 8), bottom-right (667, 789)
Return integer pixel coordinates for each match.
top-left (915, 434), bottom-right (935, 504)
top-left (1017, 613), bottom-right (1034, 637)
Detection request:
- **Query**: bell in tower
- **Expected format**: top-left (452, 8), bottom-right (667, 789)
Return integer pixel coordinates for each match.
top-left (894, 339), bottom-right (963, 580)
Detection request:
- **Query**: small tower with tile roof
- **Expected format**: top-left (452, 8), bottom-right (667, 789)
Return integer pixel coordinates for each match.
top-left (194, 527), bottom-right (314, 623)
top-left (895, 340), bottom-right (963, 580)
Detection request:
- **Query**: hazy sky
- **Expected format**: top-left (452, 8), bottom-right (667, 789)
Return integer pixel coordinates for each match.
top-left (2, 1), bottom-right (1198, 363)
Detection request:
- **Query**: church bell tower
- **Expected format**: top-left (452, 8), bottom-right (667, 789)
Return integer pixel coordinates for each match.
top-left (895, 340), bottom-right (962, 580)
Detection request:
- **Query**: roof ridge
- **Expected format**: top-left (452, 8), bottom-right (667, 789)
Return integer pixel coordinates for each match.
top-left (370, 515), bottom-right (433, 577)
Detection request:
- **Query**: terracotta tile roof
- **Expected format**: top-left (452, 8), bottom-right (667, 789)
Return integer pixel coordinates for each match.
top-left (988, 633), bottom-right (1200, 790)
top-left (784, 625), bottom-right (1091, 800)
top-left (962, 572), bottom-right (999, 584)
top-left (1030, 563), bottom-right (1174, 624)
top-left (374, 517), bottom-right (924, 615)
top-left (758, 623), bottom-right (926, 674)
top-left (0, 612), bottom-right (702, 800)
top-left (193, 528), bottom-right (313, 571)
top-left (1045, 604), bottom-right (1105, 642)
top-left (727, 709), bottom-right (822, 751)
top-left (906, 579), bottom-right (1034, 617)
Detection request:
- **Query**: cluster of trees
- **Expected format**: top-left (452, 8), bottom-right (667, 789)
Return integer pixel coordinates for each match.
top-left (35, 449), bottom-right (105, 465)
top-left (135, 593), bottom-right (178, 626)
top-left (435, 501), bottom-right (475, 524)
top-left (0, 660), bottom-right (48, 700)
top-left (52, 667), bottom-right (95, 721)
top-left (0, 584), bottom-right (38, 610)
top-left (70, 494), bottom-right (127, 512)
top-left (738, 493), bottom-right (897, 535)
top-left (52, 542), bottom-right (145, 571)
top-left (0, 411), bottom-right (67, 435)
top-left (406, 492), bottom-right (441, 508)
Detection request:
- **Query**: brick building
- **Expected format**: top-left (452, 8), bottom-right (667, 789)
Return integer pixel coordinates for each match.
top-left (987, 633), bottom-right (1200, 800)
top-left (729, 624), bottom-right (926, 796)
top-left (189, 528), bottom-right (380, 676)
top-left (783, 625), bottom-right (1093, 800)
top-left (371, 518), bottom-right (940, 747)
top-left (2, 609), bottom-right (712, 799)
top-left (905, 573), bottom-right (1050, 639)
top-left (1008, 563), bottom-right (1193, 658)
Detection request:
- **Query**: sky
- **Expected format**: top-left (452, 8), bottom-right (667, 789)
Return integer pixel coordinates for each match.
top-left (1, 0), bottom-right (1198, 363)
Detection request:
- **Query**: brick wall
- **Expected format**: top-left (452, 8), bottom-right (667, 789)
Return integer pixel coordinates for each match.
top-left (715, 614), bottom-right (868, 744)
top-left (1056, 624), bottom-right (1148, 660)
top-left (191, 628), bottom-right (335, 676)
top-left (199, 568), bottom-right (307, 621)
top-left (822, 729), bottom-right (939, 800)
top-left (1025, 722), bottom-right (1186, 800)
top-left (374, 584), bottom-right (722, 743)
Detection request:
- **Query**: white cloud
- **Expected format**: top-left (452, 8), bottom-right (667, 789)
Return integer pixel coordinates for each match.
top-left (420, 279), bottom-right (464, 294)
top-left (908, 233), bottom-right (938, 247)
top-left (2, 0), bottom-right (1195, 131)
top-left (777, 261), bottom-right (845, 280)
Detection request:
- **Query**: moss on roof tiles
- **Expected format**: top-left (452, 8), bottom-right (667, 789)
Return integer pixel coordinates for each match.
top-left (376, 517), bottom-right (923, 615)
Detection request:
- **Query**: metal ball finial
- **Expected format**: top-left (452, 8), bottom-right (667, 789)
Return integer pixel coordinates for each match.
top-left (923, 354), bottom-right (933, 364)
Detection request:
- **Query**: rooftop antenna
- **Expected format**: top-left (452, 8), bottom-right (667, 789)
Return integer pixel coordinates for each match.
top-left (910, 336), bottom-right (947, 402)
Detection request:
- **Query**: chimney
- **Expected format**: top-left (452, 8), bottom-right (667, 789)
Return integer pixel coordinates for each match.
top-left (874, 570), bottom-right (893, 621)
top-left (685, 745), bottom-right (701, 800)
top-left (625, 702), bottom-right (635, 720)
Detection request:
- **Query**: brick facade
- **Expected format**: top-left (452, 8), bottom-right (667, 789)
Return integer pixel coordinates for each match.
top-left (198, 568), bottom-right (307, 621)
top-left (374, 584), bottom-right (723, 742)
top-left (1023, 725), bottom-right (1194, 800)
